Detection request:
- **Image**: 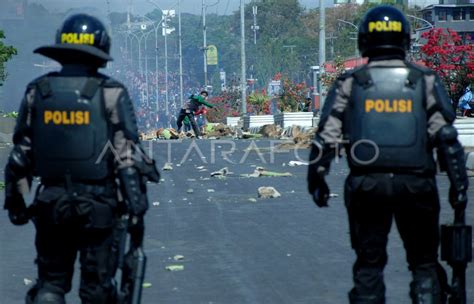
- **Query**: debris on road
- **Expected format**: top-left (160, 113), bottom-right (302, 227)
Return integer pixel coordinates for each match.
top-left (248, 198), bottom-right (257, 203)
top-left (241, 132), bottom-right (262, 139)
top-left (210, 167), bottom-right (230, 177)
top-left (173, 255), bottom-right (185, 261)
top-left (163, 163), bottom-right (173, 171)
top-left (186, 189), bottom-right (194, 194)
top-left (329, 193), bottom-right (339, 198)
top-left (258, 186), bottom-right (282, 198)
top-left (288, 160), bottom-right (308, 166)
top-left (207, 189), bottom-right (215, 193)
top-left (165, 265), bottom-right (184, 272)
top-left (241, 167), bottom-right (292, 178)
top-left (23, 278), bottom-right (33, 286)
top-left (152, 202), bottom-right (160, 206)
top-left (142, 282), bottom-right (152, 288)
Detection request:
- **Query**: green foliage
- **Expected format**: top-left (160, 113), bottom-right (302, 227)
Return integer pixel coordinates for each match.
top-left (247, 91), bottom-right (271, 115)
top-left (0, 30), bottom-right (17, 87)
top-left (2, 111), bottom-right (18, 118)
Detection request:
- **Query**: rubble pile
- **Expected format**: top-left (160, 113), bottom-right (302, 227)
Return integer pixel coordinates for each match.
top-left (204, 123), bottom-right (235, 138)
top-left (259, 124), bottom-right (283, 138)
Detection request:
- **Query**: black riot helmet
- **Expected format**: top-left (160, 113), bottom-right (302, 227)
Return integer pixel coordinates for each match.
top-left (34, 14), bottom-right (113, 66)
top-left (358, 5), bottom-right (411, 58)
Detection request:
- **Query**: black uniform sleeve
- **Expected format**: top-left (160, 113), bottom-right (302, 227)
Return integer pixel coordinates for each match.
top-left (115, 87), bottom-right (140, 143)
top-left (430, 73), bottom-right (456, 123)
top-left (4, 85), bottom-right (34, 204)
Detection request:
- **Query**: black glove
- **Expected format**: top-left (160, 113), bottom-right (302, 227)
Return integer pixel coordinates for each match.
top-left (311, 179), bottom-right (330, 208)
top-left (5, 195), bottom-right (29, 226)
top-left (449, 185), bottom-right (467, 211)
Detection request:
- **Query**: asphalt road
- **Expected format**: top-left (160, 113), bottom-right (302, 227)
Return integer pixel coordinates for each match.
top-left (0, 139), bottom-right (473, 304)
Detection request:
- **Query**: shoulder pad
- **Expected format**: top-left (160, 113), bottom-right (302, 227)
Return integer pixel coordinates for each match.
top-left (405, 61), bottom-right (431, 75)
top-left (102, 75), bottom-right (125, 88)
top-left (29, 72), bottom-right (58, 86)
top-left (351, 65), bottom-right (373, 88)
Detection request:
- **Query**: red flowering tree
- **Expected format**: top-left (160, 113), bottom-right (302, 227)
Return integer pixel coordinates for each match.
top-left (279, 78), bottom-right (309, 112)
top-left (206, 90), bottom-right (241, 123)
top-left (420, 28), bottom-right (474, 109)
top-left (319, 56), bottom-right (346, 89)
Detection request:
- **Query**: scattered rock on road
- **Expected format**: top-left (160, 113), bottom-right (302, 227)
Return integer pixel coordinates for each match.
top-left (258, 186), bottom-right (281, 198)
top-left (163, 163), bottom-right (173, 171)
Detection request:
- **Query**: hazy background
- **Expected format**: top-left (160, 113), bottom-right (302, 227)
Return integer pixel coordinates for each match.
top-left (30, 0), bottom-right (321, 15)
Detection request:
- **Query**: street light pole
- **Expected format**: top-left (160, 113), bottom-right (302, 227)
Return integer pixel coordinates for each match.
top-left (164, 16), bottom-right (169, 115)
top-left (337, 19), bottom-right (359, 57)
top-left (407, 14), bottom-right (434, 29)
top-left (202, 0), bottom-right (208, 87)
top-left (318, 0), bottom-right (326, 110)
top-left (178, 0), bottom-right (184, 107)
top-left (240, 0), bottom-right (247, 114)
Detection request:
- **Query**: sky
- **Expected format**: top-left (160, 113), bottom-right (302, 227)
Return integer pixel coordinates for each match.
top-left (29, 0), bottom-right (440, 16)
top-left (29, 0), bottom-right (331, 15)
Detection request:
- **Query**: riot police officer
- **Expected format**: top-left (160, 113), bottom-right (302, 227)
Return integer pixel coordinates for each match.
top-left (3, 14), bottom-right (158, 303)
top-left (307, 6), bottom-right (468, 304)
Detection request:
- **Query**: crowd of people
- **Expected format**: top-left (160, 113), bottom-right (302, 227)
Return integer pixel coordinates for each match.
top-left (110, 48), bottom-right (203, 131)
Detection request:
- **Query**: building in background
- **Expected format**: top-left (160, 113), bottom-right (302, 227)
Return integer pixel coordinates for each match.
top-left (420, 1), bottom-right (474, 41)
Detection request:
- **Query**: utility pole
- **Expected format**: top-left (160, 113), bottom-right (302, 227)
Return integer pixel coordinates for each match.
top-left (163, 12), bottom-right (169, 115)
top-left (318, 0), bottom-right (326, 110)
top-left (178, 0), bottom-right (184, 106)
top-left (202, 0), bottom-right (208, 87)
top-left (240, 0), bottom-right (247, 114)
top-left (251, 6), bottom-right (259, 45)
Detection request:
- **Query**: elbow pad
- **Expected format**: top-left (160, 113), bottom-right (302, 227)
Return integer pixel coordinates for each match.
top-left (436, 125), bottom-right (468, 192)
top-left (5, 145), bottom-right (32, 198)
top-left (118, 167), bottom-right (148, 216)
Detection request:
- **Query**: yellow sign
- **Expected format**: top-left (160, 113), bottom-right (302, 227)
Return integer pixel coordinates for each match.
top-left (368, 21), bottom-right (402, 33)
top-left (61, 33), bottom-right (95, 45)
top-left (44, 110), bottom-right (90, 125)
top-left (365, 99), bottom-right (412, 113)
top-left (206, 45), bottom-right (218, 66)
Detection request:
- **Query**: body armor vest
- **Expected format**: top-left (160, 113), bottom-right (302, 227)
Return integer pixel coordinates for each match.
top-left (345, 66), bottom-right (436, 173)
top-left (31, 76), bottom-right (112, 180)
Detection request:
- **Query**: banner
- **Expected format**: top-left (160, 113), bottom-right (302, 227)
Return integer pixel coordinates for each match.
top-left (206, 45), bottom-right (218, 66)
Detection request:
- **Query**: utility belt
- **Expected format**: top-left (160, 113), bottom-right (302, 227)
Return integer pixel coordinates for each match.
top-left (40, 177), bottom-right (116, 196)
top-left (349, 166), bottom-right (435, 177)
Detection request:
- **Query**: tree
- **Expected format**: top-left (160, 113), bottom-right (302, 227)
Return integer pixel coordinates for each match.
top-left (420, 28), bottom-right (474, 108)
top-left (0, 30), bottom-right (17, 87)
top-left (279, 78), bottom-right (309, 112)
top-left (319, 56), bottom-right (346, 89)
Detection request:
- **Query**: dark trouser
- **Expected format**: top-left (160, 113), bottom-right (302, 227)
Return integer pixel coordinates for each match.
top-left (27, 185), bottom-right (119, 304)
top-left (345, 173), bottom-right (447, 304)
top-left (176, 109), bottom-right (201, 136)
